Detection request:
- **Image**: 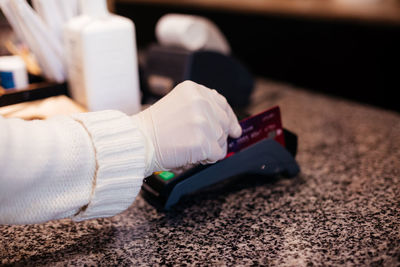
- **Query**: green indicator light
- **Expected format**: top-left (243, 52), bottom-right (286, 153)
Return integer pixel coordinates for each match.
top-left (159, 171), bottom-right (175, 181)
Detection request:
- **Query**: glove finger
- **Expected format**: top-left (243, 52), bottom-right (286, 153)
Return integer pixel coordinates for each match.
top-left (217, 130), bottom-right (228, 149)
top-left (208, 89), bottom-right (242, 138)
top-left (211, 102), bottom-right (231, 134)
top-left (196, 120), bottom-right (226, 164)
top-left (197, 86), bottom-right (231, 137)
top-left (202, 121), bottom-right (226, 151)
top-left (201, 141), bottom-right (227, 164)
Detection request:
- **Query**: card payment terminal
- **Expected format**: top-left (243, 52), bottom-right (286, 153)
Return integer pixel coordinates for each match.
top-left (141, 106), bottom-right (300, 210)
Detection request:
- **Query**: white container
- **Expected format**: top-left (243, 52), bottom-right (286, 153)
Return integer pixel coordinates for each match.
top-left (0, 55), bottom-right (29, 90)
top-left (63, 0), bottom-right (141, 115)
top-left (155, 13), bottom-right (231, 55)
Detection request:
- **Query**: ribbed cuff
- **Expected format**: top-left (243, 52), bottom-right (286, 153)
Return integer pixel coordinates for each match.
top-left (131, 111), bottom-right (156, 177)
top-left (70, 110), bottom-right (146, 221)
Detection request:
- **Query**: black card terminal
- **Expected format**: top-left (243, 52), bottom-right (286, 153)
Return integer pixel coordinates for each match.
top-left (141, 106), bottom-right (300, 210)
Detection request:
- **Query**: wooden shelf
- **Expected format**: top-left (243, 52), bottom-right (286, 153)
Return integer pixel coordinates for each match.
top-left (115, 0), bottom-right (400, 24)
top-left (0, 82), bottom-right (68, 107)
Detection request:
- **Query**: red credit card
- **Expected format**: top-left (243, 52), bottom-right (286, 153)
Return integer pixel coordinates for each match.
top-left (226, 106), bottom-right (285, 156)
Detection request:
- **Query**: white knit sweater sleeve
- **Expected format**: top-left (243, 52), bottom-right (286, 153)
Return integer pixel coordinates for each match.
top-left (0, 110), bottom-right (147, 225)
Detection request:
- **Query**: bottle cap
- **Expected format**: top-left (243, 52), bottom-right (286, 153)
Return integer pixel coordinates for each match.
top-left (0, 55), bottom-right (28, 90)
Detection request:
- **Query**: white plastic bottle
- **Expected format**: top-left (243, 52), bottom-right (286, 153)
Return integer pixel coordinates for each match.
top-left (64, 0), bottom-right (141, 115)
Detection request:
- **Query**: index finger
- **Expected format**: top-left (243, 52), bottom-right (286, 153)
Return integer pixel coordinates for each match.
top-left (209, 89), bottom-right (242, 138)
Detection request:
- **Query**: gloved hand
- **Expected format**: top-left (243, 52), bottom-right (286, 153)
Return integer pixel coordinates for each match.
top-left (132, 80), bottom-right (242, 176)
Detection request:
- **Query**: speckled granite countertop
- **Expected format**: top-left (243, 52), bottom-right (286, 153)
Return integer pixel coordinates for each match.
top-left (1, 79), bottom-right (399, 266)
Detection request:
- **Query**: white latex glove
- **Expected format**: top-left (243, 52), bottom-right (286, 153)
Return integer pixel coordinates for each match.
top-left (132, 80), bottom-right (242, 176)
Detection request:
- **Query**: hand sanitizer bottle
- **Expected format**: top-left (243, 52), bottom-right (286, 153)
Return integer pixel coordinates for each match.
top-left (64, 0), bottom-right (141, 115)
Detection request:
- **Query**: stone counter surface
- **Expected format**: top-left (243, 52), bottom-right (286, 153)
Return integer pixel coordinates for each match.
top-left (1, 79), bottom-right (399, 266)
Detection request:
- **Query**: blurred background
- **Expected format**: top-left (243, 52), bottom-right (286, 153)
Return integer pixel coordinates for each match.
top-left (111, 0), bottom-right (400, 112)
top-left (1, 0), bottom-right (399, 112)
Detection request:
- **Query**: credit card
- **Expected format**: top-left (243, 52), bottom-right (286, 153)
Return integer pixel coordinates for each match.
top-left (226, 106), bottom-right (285, 156)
